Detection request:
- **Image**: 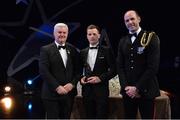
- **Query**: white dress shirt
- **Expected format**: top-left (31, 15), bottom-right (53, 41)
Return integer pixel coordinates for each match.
top-left (130, 27), bottom-right (141, 43)
top-left (55, 41), bottom-right (67, 67)
top-left (87, 43), bottom-right (99, 71)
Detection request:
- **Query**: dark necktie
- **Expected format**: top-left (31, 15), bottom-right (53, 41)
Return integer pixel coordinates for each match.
top-left (129, 33), bottom-right (137, 38)
top-left (58, 45), bottom-right (66, 50)
top-left (89, 46), bottom-right (98, 49)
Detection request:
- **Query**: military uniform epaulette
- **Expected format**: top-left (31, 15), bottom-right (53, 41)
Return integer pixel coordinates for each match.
top-left (140, 31), bottom-right (156, 47)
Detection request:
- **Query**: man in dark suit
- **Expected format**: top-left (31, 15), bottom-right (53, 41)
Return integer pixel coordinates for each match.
top-left (117, 10), bottom-right (160, 119)
top-left (80, 24), bottom-right (116, 118)
top-left (39, 23), bottom-right (80, 119)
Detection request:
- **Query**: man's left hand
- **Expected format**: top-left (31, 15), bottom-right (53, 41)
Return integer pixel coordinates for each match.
top-left (64, 83), bottom-right (74, 93)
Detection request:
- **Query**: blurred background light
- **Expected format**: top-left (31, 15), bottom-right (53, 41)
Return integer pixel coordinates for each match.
top-left (27, 80), bottom-right (33, 85)
top-left (1, 97), bottom-right (13, 110)
top-left (4, 86), bottom-right (11, 93)
top-left (28, 102), bottom-right (32, 110)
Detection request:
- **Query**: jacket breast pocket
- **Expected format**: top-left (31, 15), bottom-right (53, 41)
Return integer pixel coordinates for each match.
top-left (98, 56), bottom-right (105, 59)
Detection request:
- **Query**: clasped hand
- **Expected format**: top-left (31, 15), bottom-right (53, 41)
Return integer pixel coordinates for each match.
top-left (56, 83), bottom-right (74, 95)
top-left (125, 86), bottom-right (141, 98)
top-left (81, 76), bottom-right (101, 84)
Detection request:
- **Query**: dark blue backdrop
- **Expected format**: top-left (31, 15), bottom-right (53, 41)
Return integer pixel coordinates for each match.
top-left (0, 1), bottom-right (179, 117)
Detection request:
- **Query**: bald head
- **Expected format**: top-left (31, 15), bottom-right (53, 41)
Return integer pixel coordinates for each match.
top-left (124, 10), bottom-right (139, 19)
top-left (124, 10), bottom-right (141, 33)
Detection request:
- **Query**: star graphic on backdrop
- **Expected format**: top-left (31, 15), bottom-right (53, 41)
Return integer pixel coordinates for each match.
top-left (0, 0), bottom-right (47, 27)
top-left (0, 0), bottom-right (83, 76)
top-left (16, 0), bottom-right (29, 5)
top-left (0, 28), bottom-right (15, 39)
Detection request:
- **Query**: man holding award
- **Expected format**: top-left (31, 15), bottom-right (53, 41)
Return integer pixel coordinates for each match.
top-left (80, 24), bottom-right (116, 119)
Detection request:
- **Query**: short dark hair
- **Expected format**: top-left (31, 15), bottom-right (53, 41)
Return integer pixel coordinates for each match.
top-left (87, 24), bottom-right (101, 33)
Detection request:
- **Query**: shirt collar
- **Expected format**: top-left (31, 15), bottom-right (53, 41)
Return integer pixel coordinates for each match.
top-left (89, 42), bottom-right (99, 47)
top-left (55, 41), bottom-right (65, 47)
top-left (129, 27), bottom-right (142, 36)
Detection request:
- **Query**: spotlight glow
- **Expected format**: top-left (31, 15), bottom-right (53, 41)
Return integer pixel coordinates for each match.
top-left (28, 103), bottom-right (32, 110)
top-left (1, 97), bottom-right (13, 110)
top-left (27, 80), bottom-right (33, 85)
top-left (4, 86), bottom-right (11, 92)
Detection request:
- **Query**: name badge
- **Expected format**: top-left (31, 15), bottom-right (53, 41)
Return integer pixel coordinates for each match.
top-left (137, 47), bottom-right (145, 54)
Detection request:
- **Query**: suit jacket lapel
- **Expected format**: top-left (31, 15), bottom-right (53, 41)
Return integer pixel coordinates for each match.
top-left (133, 30), bottom-right (144, 45)
top-left (93, 47), bottom-right (102, 71)
top-left (84, 48), bottom-right (89, 65)
top-left (65, 45), bottom-right (71, 69)
top-left (83, 48), bottom-right (91, 72)
top-left (65, 45), bottom-right (73, 80)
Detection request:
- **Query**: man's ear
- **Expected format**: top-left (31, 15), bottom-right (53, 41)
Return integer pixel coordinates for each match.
top-left (98, 34), bottom-right (101, 39)
top-left (138, 16), bottom-right (141, 23)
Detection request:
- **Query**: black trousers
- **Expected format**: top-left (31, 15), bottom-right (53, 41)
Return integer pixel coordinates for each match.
top-left (43, 95), bottom-right (74, 119)
top-left (123, 95), bottom-right (155, 119)
top-left (83, 95), bottom-right (109, 119)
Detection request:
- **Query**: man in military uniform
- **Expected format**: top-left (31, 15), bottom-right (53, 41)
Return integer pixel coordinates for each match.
top-left (117, 10), bottom-right (160, 119)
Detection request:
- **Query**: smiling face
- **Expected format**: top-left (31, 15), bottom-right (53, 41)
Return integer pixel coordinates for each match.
top-left (54, 23), bottom-right (68, 44)
top-left (124, 10), bottom-right (141, 33)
